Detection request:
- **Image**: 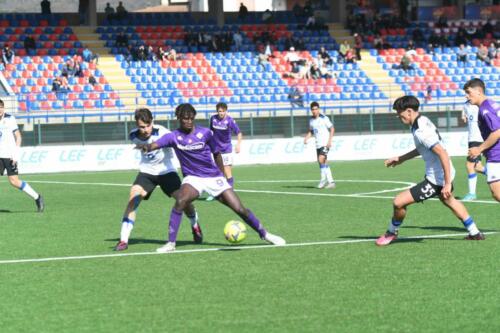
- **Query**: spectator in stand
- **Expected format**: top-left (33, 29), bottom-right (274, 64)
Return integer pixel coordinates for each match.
top-left (82, 47), bottom-right (98, 64)
top-left (483, 19), bottom-right (494, 36)
top-left (477, 43), bottom-right (491, 66)
top-left (233, 30), bottom-right (243, 51)
top-left (295, 38), bottom-right (306, 51)
top-left (303, 0), bottom-right (313, 18)
top-left (73, 59), bottom-right (83, 77)
top-left (412, 26), bottom-right (425, 46)
top-left (262, 9), bottom-right (273, 24)
top-left (88, 74), bottom-right (97, 86)
top-left (345, 48), bottom-right (356, 64)
top-left (2, 44), bottom-right (15, 64)
top-left (105, 3), bottom-right (115, 21)
top-left (373, 34), bottom-right (383, 50)
top-left (166, 47), bottom-right (177, 61)
top-left (288, 85), bottom-right (304, 108)
top-left (115, 31), bottom-right (129, 48)
top-left (284, 47), bottom-right (302, 72)
top-left (62, 59), bottom-right (76, 77)
top-left (238, 3), bottom-right (248, 21)
top-left (436, 15), bottom-right (448, 28)
top-left (292, 2), bottom-right (304, 19)
top-left (318, 46), bottom-right (332, 66)
top-left (457, 44), bottom-right (468, 63)
top-left (354, 33), bottom-right (362, 61)
top-left (24, 36), bottom-right (36, 54)
top-left (454, 28), bottom-right (468, 46)
top-left (52, 76), bottom-right (70, 93)
top-left (136, 45), bottom-right (147, 61)
top-left (305, 14), bottom-right (316, 30)
top-left (425, 84), bottom-right (433, 103)
top-left (488, 42), bottom-right (497, 60)
top-left (41, 0), bottom-right (51, 15)
top-left (339, 40), bottom-right (351, 62)
top-left (116, 1), bottom-right (128, 20)
top-left (405, 39), bottom-right (417, 56)
top-left (398, 53), bottom-right (413, 72)
top-left (310, 62), bottom-right (321, 79)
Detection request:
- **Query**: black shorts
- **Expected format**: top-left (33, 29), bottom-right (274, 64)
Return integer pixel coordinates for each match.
top-left (316, 147), bottom-right (329, 157)
top-left (409, 178), bottom-right (453, 202)
top-left (133, 172), bottom-right (181, 200)
top-left (0, 158), bottom-right (18, 176)
top-left (467, 141), bottom-right (483, 163)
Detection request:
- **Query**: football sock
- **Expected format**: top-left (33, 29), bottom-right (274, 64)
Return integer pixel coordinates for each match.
top-left (186, 210), bottom-right (198, 228)
top-left (120, 217), bottom-right (134, 243)
top-left (319, 164), bottom-right (327, 182)
top-left (227, 177), bottom-right (234, 187)
top-left (462, 216), bottom-right (480, 235)
top-left (388, 218), bottom-right (402, 234)
top-left (467, 173), bottom-right (477, 194)
top-left (244, 209), bottom-right (266, 238)
top-left (168, 208), bottom-right (183, 243)
top-left (325, 165), bottom-right (334, 183)
top-left (19, 181), bottom-right (39, 200)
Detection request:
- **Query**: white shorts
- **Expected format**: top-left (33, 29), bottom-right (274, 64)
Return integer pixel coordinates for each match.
top-left (182, 175), bottom-right (232, 197)
top-left (221, 153), bottom-right (233, 166)
top-left (485, 162), bottom-right (500, 184)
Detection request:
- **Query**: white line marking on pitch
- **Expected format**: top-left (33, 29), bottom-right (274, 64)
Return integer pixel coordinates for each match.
top-left (26, 180), bottom-right (498, 204)
top-left (0, 231), bottom-right (497, 265)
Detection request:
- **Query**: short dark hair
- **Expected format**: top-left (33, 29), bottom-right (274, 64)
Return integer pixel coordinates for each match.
top-left (216, 102), bottom-right (228, 111)
top-left (392, 95), bottom-right (420, 112)
top-left (134, 108), bottom-right (153, 124)
top-left (310, 101), bottom-right (320, 109)
top-left (0, 99), bottom-right (4, 107)
top-left (463, 78), bottom-right (485, 93)
top-left (175, 103), bottom-right (197, 118)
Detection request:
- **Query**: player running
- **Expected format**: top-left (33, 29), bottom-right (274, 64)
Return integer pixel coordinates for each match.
top-left (303, 101), bottom-right (336, 189)
top-left (0, 99), bottom-right (44, 212)
top-left (464, 78), bottom-right (500, 202)
top-left (139, 103), bottom-right (285, 253)
top-left (114, 108), bottom-right (202, 251)
top-left (461, 101), bottom-right (485, 201)
top-left (206, 102), bottom-right (242, 201)
top-left (376, 96), bottom-right (484, 246)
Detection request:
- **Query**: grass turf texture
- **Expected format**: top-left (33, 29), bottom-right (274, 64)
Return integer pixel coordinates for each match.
top-left (0, 158), bottom-right (498, 332)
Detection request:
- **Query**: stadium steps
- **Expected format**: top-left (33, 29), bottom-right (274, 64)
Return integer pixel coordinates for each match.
top-left (327, 23), bottom-right (353, 44)
top-left (357, 50), bottom-right (404, 99)
top-left (71, 26), bottom-right (109, 54)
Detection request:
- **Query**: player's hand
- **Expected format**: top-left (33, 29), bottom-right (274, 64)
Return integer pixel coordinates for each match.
top-left (441, 183), bottom-right (452, 199)
top-left (235, 144), bottom-right (241, 154)
top-left (326, 142), bottom-right (332, 149)
top-left (384, 157), bottom-right (400, 168)
top-left (135, 144), bottom-right (150, 153)
top-left (468, 147), bottom-right (481, 159)
top-left (10, 159), bottom-right (17, 168)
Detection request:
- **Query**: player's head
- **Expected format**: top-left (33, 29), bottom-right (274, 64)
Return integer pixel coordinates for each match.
top-left (310, 101), bottom-right (320, 118)
top-left (216, 102), bottom-right (228, 119)
top-left (175, 103), bottom-right (196, 132)
top-left (135, 108), bottom-right (154, 137)
top-left (463, 78), bottom-right (486, 106)
top-left (392, 95), bottom-right (420, 125)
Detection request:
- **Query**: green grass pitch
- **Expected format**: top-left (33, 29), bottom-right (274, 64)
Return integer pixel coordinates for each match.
top-left (0, 158), bottom-right (498, 332)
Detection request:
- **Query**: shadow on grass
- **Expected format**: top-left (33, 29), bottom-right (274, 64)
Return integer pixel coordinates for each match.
top-left (0, 209), bottom-right (12, 213)
top-left (338, 235), bottom-right (459, 244)
top-left (282, 185), bottom-right (318, 189)
top-left (404, 226), bottom-right (499, 233)
top-left (105, 237), bottom-right (227, 249)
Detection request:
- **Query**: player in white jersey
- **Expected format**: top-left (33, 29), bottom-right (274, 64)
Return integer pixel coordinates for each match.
top-left (303, 101), bottom-right (336, 189)
top-left (0, 99), bottom-right (44, 212)
top-left (114, 108), bottom-right (202, 251)
top-left (461, 101), bottom-right (485, 201)
top-left (376, 96), bottom-right (484, 246)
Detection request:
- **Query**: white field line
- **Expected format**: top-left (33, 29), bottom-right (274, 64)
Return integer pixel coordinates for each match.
top-left (26, 179), bottom-right (498, 204)
top-left (0, 231), bottom-right (497, 265)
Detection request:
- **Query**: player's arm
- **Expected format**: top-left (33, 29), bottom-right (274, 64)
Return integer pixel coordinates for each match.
top-left (384, 148), bottom-right (420, 168)
top-left (469, 129), bottom-right (500, 158)
top-left (137, 133), bottom-right (172, 152)
top-left (326, 125), bottom-right (334, 148)
top-left (432, 143), bottom-right (453, 199)
top-left (12, 129), bottom-right (22, 165)
top-left (303, 129), bottom-right (312, 144)
top-left (461, 110), bottom-right (467, 123)
top-left (235, 132), bottom-right (242, 154)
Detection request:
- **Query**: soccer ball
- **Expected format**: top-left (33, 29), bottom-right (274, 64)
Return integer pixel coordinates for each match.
top-left (224, 220), bottom-right (247, 244)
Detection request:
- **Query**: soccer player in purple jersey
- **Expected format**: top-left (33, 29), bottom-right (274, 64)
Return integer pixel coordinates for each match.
top-left (113, 108), bottom-right (203, 251)
top-left (139, 103), bottom-right (286, 252)
top-left (376, 96), bottom-right (484, 246)
top-left (206, 102), bottom-right (242, 201)
top-left (464, 78), bottom-right (500, 202)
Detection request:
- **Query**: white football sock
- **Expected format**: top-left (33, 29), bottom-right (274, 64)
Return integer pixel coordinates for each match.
top-left (467, 173), bottom-right (477, 194)
top-left (20, 182), bottom-right (39, 200)
top-left (120, 218), bottom-right (134, 243)
top-left (187, 211), bottom-right (198, 227)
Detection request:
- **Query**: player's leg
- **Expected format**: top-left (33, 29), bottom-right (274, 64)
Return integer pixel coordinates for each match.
top-left (224, 165), bottom-right (234, 186)
top-left (489, 181), bottom-right (500, 202)
top-left (322, 153), bottom-right (335, 188)
top-left (316, 150), bottom-right (327, 188)
top-left (376, 187), bottom-right (417, 246)
top-left (486, 162), bottom-right (500, 202)
top-left (439, 194), bottom-right (484, 239)
top-left (115, 184), bottom-right (145, 250)
top-left (7, 166), bottom-right (44, 212)
top-left (157, 183), bottom-right (199, 253)
top-left (159, 172), bottom-right (203, 243)
top-left (217, 188), bottom-right (286, 245)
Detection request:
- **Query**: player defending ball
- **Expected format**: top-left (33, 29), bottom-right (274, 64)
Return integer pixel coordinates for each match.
top-left (463, 78), bottom-right (500, 202)
top-left (114, 108), bottom-right (202, 251)
top-left (376, 96), bottom-right (484, 246)
top-left (139, 103), bottom-right (285, 253)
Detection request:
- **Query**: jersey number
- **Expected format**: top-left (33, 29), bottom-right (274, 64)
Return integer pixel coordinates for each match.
top-left (419, 183), bottom-right (436, 201)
